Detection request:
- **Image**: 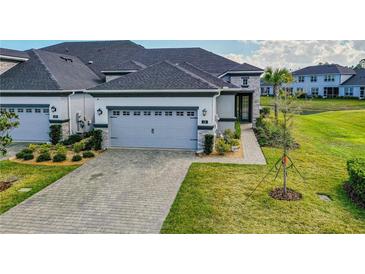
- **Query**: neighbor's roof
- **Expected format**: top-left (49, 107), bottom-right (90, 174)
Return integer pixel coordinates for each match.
top-left (88, 61), bottom-right (229, 90)
top-left (0, 49), bottom-right (101, 90)
top-left (41, 40), bottom-right (145, 78)
top-left (292, 64), bottom-right (355, 75)
top-left (0, 48), bottom-right (29, 60)
top-left (341, 68), bottom-right (365, 86)
top-left (224, 62), bottom-right (264, 73)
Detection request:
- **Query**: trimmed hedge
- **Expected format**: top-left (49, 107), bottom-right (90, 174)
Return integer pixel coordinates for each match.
top-left (93, 130), bottom-right (103, 150)
top-left (23, 153), bottom-right (34, 161)
top-left (346, 158), bottom-right (365, 208)
top-left (72, 154), bottom-right (82, 162)
top-left (36, 152), bottom-right (52, 162)
top-left (204, 134), bottom-right (214, 155)
top-left (49, 125), bottom-right (62, 145)
top-left (62, 134), bottom-right (82, 145)
top-left (82, 151), bottom-right (95, 158)
top-left (53, 153), bottom-right (67, 162)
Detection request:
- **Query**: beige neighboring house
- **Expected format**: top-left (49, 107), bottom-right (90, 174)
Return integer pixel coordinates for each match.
top-left (0, 48), bottom-right (29, 74)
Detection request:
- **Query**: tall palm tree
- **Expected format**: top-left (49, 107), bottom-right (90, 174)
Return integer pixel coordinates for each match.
top-left (263, 67), bottom-right (293, 122)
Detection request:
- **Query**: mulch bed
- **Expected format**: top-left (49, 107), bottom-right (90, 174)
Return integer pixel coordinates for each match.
top-left (344, 182), bottom-right (365, 209)
top-left (270, 187), bottom-right (302, 201)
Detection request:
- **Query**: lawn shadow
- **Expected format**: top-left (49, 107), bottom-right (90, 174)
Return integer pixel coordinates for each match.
top-left (335, 181), bottom-right (365, 220)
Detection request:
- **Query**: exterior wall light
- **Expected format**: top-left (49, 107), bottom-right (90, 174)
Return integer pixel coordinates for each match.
top-left (97, 108), bottom-right (103, 115)
top-left (51, 106), bottom-right (57, 112)
top-left (202, 108), bottom-right (207, 116)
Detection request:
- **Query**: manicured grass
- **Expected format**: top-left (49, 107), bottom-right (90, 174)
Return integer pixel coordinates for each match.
top-left (161, 110), bottom-right (365, 233)
top-left (0, 161), bottom-right (78, 214)
top-left (261, 96), bottom-right (365, 113)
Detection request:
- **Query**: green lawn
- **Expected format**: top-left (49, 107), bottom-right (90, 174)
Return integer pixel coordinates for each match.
top-left (261, 96), bottom-right (365, 113)
top-left (161, 109), bottom-right (365, 233)
top-left (0, 161), bottom-right (77, 214)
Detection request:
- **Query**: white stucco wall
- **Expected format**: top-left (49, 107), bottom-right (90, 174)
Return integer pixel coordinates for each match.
top-left (69, 93), bottom-right (95, 133)
top-left (216, 94), bottom-right (235, 118)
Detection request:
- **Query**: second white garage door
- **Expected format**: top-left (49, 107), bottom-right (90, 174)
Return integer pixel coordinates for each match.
top-left (109, 108), bottom-right (198, 150)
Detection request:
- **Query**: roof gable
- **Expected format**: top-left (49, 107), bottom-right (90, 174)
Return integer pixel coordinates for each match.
top-left (341, 68), bottom-right (365, 86)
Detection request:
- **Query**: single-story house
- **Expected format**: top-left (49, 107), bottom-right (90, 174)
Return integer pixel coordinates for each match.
top-left (0, 41), bottom-right (263, 151)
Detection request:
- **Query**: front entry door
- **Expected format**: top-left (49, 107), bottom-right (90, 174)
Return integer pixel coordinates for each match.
top-left (235, 94), bottom-right (252, 122)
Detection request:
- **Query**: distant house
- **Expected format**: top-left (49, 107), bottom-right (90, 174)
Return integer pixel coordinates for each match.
top-left (261, 64), bottom-right (364, 99)
top-left (0, 48), bottom-right (29, 74)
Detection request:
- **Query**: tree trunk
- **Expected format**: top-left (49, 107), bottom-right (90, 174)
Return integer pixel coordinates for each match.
top-left (283, 156), bottom-right (287, 194)
top-left (274, 85), bottom-right (279, 123)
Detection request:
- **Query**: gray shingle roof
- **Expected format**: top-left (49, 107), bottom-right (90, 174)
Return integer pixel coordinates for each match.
top-left (226, 62), bottom-right (264, 73)
top-left (341, 68), bottom-right (365, 86)
top-left (292, 64), bottom-right (355, 75)
top-left (0, 48), bottom-right (29, 60)
top-left (103, 60), bottom-right (147, 71)
top-left (0, 49), bottom-right (101, 90)
top-left (41, 41), bottom-right (145, 78)
top-left (177, 62), bottom-right (238, 88)
top-left (88, 61), bottom-right (220, 90)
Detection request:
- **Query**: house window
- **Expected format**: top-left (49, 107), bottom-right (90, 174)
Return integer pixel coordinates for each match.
top-left (154, 111), bottom-right (162, 116)
top-left (35, 109), bottom-right (41, 113)
top-left (187, 111), bottom-right (195, 117)
top-left (0, 108), bottom-right (6, 112)
top-left (26, 108), bottom-right (32, 113)
top-left (176, 111), bottom-right (184, 116)
top-left (133, 111), bottom-right (141, 116)
top-left (165, 111), bottom-right (172, 116)
top-left (241, 76), bottom-right (249, 87)
top-left (296, 87), bottom-right (304, 93)
top-left (360, 87), bottom-right (365, 98)
top-left (143, 111), bottom-right (151, 116)
top-left (298, 76), bottom-right (305, 83)
top-left (9, 108), bottom-right (15, 113)
top-left (310, 75), bottom-right (317, 82)
top-left (43, 108), bottom-right (49, 113)
top-left (112, 110), bottom-right (120, 116)
top-left (17, 108), bottom-right (24, 113)
top-left (324, 75), bottom-right (335, 82)
top-left (344, 87), bottom-right (353, 96)
top-left (311, 87), bottom-right (319, 97)
top-left (122, 111), bottom-right (130, 116)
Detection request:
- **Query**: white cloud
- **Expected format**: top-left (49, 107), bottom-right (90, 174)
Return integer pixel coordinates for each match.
top-left (224, 40), bottom-right (365, 70)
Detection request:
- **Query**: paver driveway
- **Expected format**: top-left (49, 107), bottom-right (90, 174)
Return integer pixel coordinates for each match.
top-left (0, 149), bottom-right (194, 233)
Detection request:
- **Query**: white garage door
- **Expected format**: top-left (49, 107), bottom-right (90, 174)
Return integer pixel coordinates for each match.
top-left (109, 108), bottom-right (198, 150)
top-left (3, 106), bottom-right (50, 142)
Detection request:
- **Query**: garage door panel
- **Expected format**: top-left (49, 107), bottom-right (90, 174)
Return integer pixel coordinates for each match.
top-left (109, 109), bottom-right (197, 150)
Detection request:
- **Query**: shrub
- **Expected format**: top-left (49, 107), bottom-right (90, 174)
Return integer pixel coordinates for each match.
top-left (204, 134), bottom-right (214, 155)
top-left (73, 141), bottom-right (85, 153)
top-left (16, 152), bottom-right (25, 159)
top-left (260, 107), bottom-right (271, 118)
top-left (234, 120), bottom-right (241, 139)
top-left (49, 124), bottom-right (62, 145)
top-left (93, 130), bottom-right (103, 150)
top-left (72, 154), bottom-right (82, 162)
top-left (346, 158), bottom-right (365, 208)
top-left (20, 148), bottom-right (33, 154)
top-left (62, 134), bottom-right (82, 145)
top-left (83, 137), bottom-right (94, 151)
top-left (230, 138), bottom-right (240, 147)
top-left (28, 144), bottom-right (38, 152)
top-left (39, 144), bottom-right (51, 154)
top-left (55, 144), bottom-right (67, 154)
top-left (36, 152), bottom-right (51, 162)
top-left (82, 151), bottom-right (95, 158)
top-left (215, 138), bottom-right (230, 155)
top-left (22, 153), bottom-right (34, 161)
top-left (53, 153), bottom-right (67, 162)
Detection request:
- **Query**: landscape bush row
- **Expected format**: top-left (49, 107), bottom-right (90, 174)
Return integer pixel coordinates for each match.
top-left (345, 158), bottom-right (365, 208)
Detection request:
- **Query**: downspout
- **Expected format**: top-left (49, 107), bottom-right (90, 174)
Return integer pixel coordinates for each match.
top-left (213, 89), bottom-right (221, 132)
top-left (68, 91), bottom-right (76, 135)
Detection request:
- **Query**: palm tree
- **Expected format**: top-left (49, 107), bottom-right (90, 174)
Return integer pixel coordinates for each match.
top-left (263, 67), bottom-right (293, 122)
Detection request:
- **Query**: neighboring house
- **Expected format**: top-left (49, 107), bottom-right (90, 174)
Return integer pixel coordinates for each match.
top-left (261, 64), bottom-right (364, 99)
top-left (0, 48), bottom-right (29, 74)
top-left (340, 68), bottom-right (365, 99)
top-left (260, 79), bottom-right (273, 96)
top-left (0, 41), bottom-right (263, 151)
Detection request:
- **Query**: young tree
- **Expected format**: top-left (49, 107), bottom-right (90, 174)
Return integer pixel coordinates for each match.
top-left (263, 67), bottom-right (293, 123)
top-left (0, 110), bottom-right (19, 156)
top-left (277, 89), bottom-right (301, 194)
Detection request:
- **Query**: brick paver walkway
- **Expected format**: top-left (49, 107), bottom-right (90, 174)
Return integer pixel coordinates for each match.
top-left (0, 149), bottom-right (194, 233)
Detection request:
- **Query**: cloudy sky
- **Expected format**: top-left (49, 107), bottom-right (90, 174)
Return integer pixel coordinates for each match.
top-left (1, 40), bottom-right (364, 70)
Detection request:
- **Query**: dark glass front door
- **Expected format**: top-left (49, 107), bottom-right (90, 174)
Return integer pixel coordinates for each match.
top-left (235, 94), bottom-right (252, 122)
